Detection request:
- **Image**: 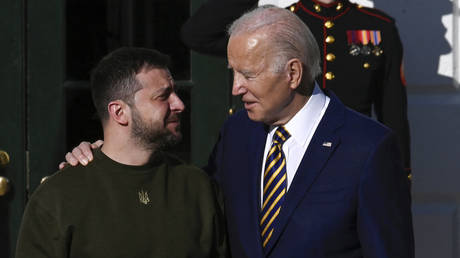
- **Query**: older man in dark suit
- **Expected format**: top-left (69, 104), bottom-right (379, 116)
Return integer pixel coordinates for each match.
top-left (205, 6), bottom-right (413, 257)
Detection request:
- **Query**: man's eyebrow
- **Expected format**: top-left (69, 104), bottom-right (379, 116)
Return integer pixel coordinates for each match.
top-left (227, 66), bottom-right (251, 75)
top-left (152, 85), bottom-right (172, 96)
top-left (240, 69), bottom-right (254, 76)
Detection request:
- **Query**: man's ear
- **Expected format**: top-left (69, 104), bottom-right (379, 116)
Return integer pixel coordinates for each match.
top-left (107, 100), bottom-right (130, 126)
top-left (286, 58), bottom-right (303, 90)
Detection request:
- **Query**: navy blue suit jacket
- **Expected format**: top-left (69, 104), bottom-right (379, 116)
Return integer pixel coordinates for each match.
top-left (205, 92), bottom-right (413, 258)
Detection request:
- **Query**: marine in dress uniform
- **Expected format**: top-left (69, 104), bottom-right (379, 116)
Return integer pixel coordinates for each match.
top-left (289, 0), bottom-right (411, 177)
top-left (181, 0), bottom-right (411, 177)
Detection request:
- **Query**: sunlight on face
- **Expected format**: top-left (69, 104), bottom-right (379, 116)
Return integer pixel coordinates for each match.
top-left (227, 32), bottom-right (295, 125)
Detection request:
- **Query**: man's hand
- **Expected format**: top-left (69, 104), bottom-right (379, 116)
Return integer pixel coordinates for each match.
top-left (58, 140), bottom-right (104, 169)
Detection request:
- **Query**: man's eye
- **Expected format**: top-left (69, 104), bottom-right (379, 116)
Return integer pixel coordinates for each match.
top-left (157, 94), bottom-right (169, 100)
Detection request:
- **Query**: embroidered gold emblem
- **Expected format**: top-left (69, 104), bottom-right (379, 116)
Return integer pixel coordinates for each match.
top-left (138, 189), bottom-right (150, 205)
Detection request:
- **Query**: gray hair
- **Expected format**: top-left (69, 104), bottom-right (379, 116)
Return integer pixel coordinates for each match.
top-left (228, 5), bottom-right (321, 82)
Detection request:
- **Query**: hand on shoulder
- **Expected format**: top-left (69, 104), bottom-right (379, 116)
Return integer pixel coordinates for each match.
top-left (58, 140), bottom-right (103, 169)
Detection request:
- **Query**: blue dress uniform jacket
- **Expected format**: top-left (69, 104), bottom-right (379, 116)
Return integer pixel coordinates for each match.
top-left (205, 92), bottom-right (414, 258)
top-left (181, 0), bottom-right (412, 175)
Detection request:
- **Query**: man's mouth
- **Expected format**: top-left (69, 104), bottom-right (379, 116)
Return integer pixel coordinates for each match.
top-left (166, 115), bottom-right (181, 124)
top-left (244, 101), bottom-right (256, 109)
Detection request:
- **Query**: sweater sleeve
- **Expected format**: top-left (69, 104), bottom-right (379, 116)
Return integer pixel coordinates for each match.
top-left (211, 179), bottom-right (231, 258)
top-left (15, 198), bottom-right (69, 258)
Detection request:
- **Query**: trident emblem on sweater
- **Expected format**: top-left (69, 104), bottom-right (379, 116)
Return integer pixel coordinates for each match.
top-left (138, 189), bottom-right (150, 205)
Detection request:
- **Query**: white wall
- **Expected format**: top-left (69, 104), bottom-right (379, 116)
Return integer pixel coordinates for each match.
top-left (369, 0), bottom-right (457, 88)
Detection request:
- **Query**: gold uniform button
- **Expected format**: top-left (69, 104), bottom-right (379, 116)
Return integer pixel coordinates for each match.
top-left (357, 4), bottom-right (363, 8)
top-left (336, 2), bottom-right (343, 10)
top-left (325, 72), bottom-right (335, 80)
top-left (326, 53), bottom-right (336, 61)
top-left (325, 35), bottom-right (335, 44)
top-left (290, 5), bottom-right (295, 12)
top-left (408, 173), bottom-right (412, 180)
top-left (314, 4), bottom-right (321, 12)
top-left (363, 62), bottom-right (370, 69)
top-left (228, 108), bottom-right (234, 115)
top-left (324, 20), bottom-right (334, 29)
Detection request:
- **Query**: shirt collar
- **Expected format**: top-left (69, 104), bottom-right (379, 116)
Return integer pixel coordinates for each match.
top-left (269, 83), bottom-right (327, 147)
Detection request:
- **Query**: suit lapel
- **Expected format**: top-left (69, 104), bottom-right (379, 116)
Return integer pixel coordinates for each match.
top-left (241, 121), bottom-right (267, 257)
top-left (263, 94), bottom-right (345, 255)
top-left (248, 122), bottom-right (267, 210)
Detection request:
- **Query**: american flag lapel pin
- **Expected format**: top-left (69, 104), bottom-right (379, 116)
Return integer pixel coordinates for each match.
top-left (322, 142), bottom-right (332, 147)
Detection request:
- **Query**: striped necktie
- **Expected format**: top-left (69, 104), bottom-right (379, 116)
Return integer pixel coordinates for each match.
top-left (260, 126), bottom-right (291, 249)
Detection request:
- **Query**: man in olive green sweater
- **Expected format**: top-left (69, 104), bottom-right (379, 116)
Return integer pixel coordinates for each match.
top-left (15, 47), bottom-right (228, 258)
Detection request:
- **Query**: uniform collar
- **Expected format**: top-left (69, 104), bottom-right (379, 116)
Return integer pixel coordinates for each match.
top-left (294, 0), bottom-right (351, 18)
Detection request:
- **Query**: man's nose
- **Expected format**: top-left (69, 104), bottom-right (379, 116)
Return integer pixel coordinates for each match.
top-left (170, 93), bottom-right (185, 112)
top-left (232, 74), bottom-right (246, 96)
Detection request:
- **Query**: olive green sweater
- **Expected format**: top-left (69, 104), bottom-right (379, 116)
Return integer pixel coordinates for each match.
top-left (16, 149), bottom-right (228, 258)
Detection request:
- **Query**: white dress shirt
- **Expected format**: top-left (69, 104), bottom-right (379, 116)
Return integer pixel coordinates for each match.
top-left (260, 83), bottom-right (330, 206)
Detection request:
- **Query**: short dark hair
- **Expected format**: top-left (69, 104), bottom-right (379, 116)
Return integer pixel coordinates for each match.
top-left (90, 47), bottom-right (171, 122)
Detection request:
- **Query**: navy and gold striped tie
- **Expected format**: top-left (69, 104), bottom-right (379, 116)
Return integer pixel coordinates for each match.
top-left (260, 126), bottom-right (291, 248)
